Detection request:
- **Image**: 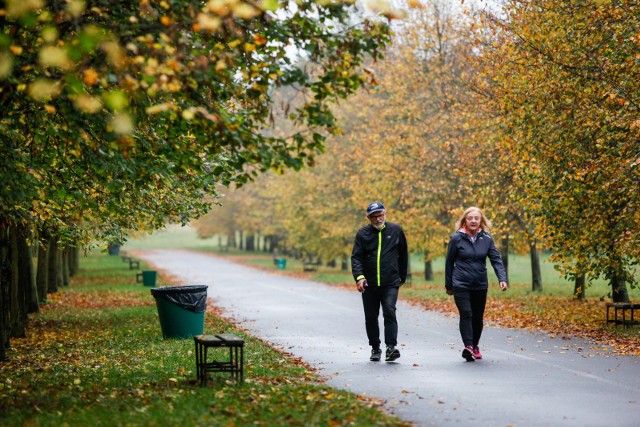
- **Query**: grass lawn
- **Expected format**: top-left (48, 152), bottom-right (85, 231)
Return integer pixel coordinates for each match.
top-left (0, 252), bottom-right (409, 427)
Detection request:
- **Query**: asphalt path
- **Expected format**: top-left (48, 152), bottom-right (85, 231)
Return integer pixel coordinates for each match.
top-left (137, 249), bottom-right (640, 427)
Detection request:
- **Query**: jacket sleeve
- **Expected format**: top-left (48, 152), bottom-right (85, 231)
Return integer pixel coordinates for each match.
top-left (445, 235), bottom-right (457, 290)
top-left (399, 227), bottom-right (408, 284)
top-left (351, 231), bottom-right (365, 282)
top-left (488, 237), bottom-right (508, 283)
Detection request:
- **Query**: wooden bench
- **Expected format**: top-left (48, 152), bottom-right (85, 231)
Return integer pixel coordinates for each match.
top-left (128, 259), bottom-right (140, 270)
top-left (606, 302), bottom-right (640, 328)
top-left (194, 333), bottom-right (244, 384)
top-left (303, 261), bottom-right (321, 272)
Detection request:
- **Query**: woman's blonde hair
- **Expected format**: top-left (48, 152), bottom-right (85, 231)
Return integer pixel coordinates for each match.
top-left (455, 207), bottom-right (492, 233)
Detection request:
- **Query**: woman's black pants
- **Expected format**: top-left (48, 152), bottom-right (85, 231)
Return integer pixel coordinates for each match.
top-left (453, 289), bottom-right (488, 347)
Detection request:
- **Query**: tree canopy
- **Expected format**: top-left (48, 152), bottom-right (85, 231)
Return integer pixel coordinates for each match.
top-left (0, 0), bottom-right (392, 246)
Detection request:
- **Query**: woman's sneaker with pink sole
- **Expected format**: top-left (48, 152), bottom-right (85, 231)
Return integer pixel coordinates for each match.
top-left (473, 346), bottom-right (483, 360)
top-left (462, 345), bottom-right (475, 362)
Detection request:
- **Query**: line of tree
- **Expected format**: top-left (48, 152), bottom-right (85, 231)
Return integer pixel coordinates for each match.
top-left (0, 0), bottom-right (396, 360)
top-left (193, 0), bottom-right (639, 305)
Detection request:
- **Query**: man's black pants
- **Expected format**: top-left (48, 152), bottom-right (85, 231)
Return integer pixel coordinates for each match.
top-left (453, 288), bottom-right (488, 347)
top-left (362, 285), bottom-right (399, 348)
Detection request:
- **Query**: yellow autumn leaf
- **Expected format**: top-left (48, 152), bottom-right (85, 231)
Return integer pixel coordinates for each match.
top-left (0, 52), bottom-right (13, 79)
top-left (41, 27), bottom-right (59, 43)
top-left (7, 0), bottom-right (44, 18)
top-left (233, 3), bottom-right (259, 19)
top-left (109, 112), bottom-right (135, 135)
top-left (66, 0), bottom-right (85, 17)
top-left (206, 0), bottom-right (232, 16)
top-left (102, 41), bottom-right (125, 68)
top-left (74, 94), bottom-right (103, 113)
top-left (182, 109), bottom-right (196, 120)
top-left (197, 13), bottom-right (221, 32)
top-left (39, 46), bottom-right (72, 70)
top-left (146, 103), bottom-right (173, 114)
top-left (28, 78), bottom-right (59, 101)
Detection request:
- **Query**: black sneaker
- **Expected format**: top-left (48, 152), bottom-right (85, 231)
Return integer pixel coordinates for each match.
top-left (370, 348), bottom-right (382, 362)
top-left (385, 346), bottom-right (400, 361)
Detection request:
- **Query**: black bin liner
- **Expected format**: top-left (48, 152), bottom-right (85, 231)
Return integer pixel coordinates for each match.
top-left (150, 285), bottom-right (208, 313)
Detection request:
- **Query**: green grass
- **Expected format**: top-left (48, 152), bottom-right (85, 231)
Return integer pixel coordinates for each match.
top-left (1, 253), bottom-right (409, 427)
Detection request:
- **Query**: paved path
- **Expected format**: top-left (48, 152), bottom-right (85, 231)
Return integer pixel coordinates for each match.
top-left (138, 250), bottom-right (640, 427)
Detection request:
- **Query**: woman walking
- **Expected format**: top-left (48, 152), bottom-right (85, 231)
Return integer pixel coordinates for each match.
top-left (445, 207), bottom-right (508, 361)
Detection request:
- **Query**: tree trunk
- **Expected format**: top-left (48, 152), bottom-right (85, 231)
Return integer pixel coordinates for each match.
top-left (246, 233), bottom-right (255, 251)
top-left (68, 246), bottom-right (80, 277)
top-left (56, 249), bottom-right (64, 289)
top-left (573, 274), bottom-right (585, 300)
top-left (610, 267), bottom-right (630, 303)
top-left (0, 224), bottom-right (11, 361)
top-left (530, 242), bottom-right (542, 292)
top-left (239, 230), bottom-right (244, 250)
top-left (424, 251), bottom-right (433, 281)
top-left (500, 234), bottom-right (509, 279)
top-left (61, 249), bottom-right (70, 287)
top-left (341, 255), bottom-right (348, 271)
top-left (47, 238), bottom-right (59, 294)
top-left (17, 226), bottom-right (38, 314)
top-left (10, 226), bottom-right (26, 339)
top-left (36, 241), bottom-right (49, 304)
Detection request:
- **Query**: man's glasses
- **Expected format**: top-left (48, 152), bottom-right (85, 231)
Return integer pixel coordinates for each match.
top-left (369, 213), bottom-right (385, 220)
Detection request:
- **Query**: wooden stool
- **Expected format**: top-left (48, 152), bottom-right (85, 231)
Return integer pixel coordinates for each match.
top-left (194, 333), bottom-right (244, 384)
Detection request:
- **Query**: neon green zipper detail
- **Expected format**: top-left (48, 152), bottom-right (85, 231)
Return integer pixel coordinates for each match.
top-left (377, 224), bottom-right (385, 286)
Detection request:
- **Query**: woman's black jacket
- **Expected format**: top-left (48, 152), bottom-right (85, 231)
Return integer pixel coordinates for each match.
top-left (445, 230), bottom-right (507, 291)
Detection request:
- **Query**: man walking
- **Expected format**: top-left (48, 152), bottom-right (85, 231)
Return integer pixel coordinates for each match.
top-left (351, 202), bottom-right (408, 362)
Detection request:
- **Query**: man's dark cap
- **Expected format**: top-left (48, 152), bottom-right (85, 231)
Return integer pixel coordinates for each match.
top-left (366, 202), bottom-right (385, 216)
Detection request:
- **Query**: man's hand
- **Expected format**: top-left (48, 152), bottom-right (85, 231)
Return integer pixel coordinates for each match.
top-left (500, 281), bottom-right (508, 291)
top-left (357, 279), bottom-right (367, 293)
top-left (446, 288), bottom-right (454, 296)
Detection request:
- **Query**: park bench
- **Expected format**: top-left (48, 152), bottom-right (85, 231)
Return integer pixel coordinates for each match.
top-left (605, 302), bottom-right (640, 328)
top-left (303, 260), bottom-right (321, 272)
top-left (128, 258), bottom-right (140, 270)
top-left (194, 333), bottom-right (244, 384)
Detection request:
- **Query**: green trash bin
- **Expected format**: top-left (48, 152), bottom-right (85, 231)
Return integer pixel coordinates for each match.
top-left (276, 258), bottom-right (286, 269)
top-left (142, 270), bottom-right (157, 287)
top-left (150, 285), bottom-right (208, 339)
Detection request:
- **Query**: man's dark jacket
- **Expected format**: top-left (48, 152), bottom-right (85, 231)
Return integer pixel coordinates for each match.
top-left (351, 221), bottom-right (408, 287)
top-left (445, 230), bottom-right (507, 291)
